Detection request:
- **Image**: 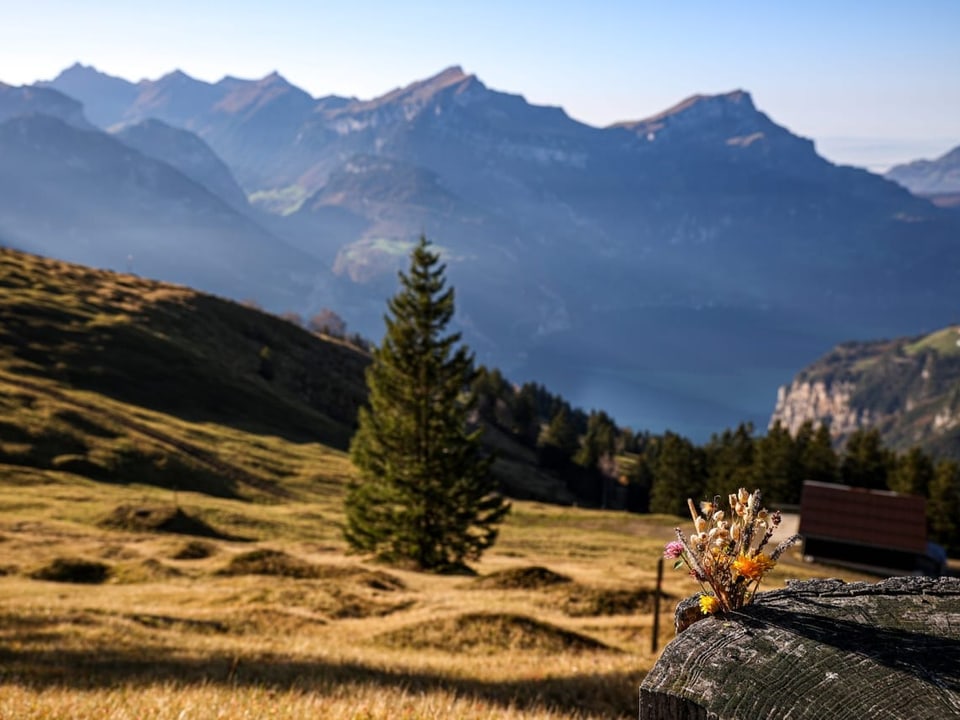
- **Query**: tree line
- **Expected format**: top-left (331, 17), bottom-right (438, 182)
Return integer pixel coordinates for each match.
top-left (472, 371), bottom-right (960, 554)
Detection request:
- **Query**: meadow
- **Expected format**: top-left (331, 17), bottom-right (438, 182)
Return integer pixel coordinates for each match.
top-left (0, 418), bottom-right (870, 719)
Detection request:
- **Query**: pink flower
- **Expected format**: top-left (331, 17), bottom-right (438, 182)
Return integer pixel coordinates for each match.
top-left (663, 541), bottom-right (685, 559)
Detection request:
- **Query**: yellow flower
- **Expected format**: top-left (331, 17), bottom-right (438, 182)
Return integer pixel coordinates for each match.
top-left (699, 594), bottom-right (720, 615)
top-left (733, 553), bottom-right (775, 582)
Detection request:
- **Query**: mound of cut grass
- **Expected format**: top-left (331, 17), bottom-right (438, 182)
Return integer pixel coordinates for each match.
top-left (113, 558), bottom-right (184, 584)
top-left (309, 565), bottom-right (406, 591)
top-left (322, 589), bottom-right (414, 620)
top-left (377, 612), bottom-right (611, 654)
top-left (560, 586), bottom-right (672, 617)
top-left (171, 539), bottom-right (218, 560)
top-left (473, 565), bottom-right (573, 590)
top-left (99, 504), bottom-right (239, 540)
top-left (217, 548), bottom-right (318, 579)
top-left (30, 557), bottom-right (111, 584)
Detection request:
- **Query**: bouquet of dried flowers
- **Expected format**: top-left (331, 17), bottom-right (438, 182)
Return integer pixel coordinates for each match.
top-left (664, 488), bottom-right (800, 616)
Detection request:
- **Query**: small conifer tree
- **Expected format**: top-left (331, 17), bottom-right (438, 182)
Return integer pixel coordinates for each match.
top-left (344, 237), bottom-right (509, 571)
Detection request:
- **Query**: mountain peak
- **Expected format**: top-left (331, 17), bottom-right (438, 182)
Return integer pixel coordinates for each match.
top-left (387, 65), bottom-right (476, 100)
top-left (158, 69), bottom-right (199, 85)
top-left (671, 89), bottom-right (754, 116)
top-left (619, 89), bottom-right (757, 130)
top-left (55, 62), bottom-right (101, 79)
top-left (258, 70), bottom-right (295, 88)
top-left (420, 65), bottom-right (479, 94)
top-left (62, 61), bottom-right (93, 74)
top-left (39, 64), bottom-right (139, 129)
top-left (212, 71), bottom-right (316, 116)
top-left (430, 65), bottom-right (468, 83)
top-left (45, 63), bottom-right (131, 88)
top-left (0, 83), bottom-right (94, 130)
top-left (610, 89), bottom-right (802, 149)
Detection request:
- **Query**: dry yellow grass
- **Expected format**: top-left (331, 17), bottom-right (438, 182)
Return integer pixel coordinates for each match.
top-left (0, 413), bottom-right (876, 719)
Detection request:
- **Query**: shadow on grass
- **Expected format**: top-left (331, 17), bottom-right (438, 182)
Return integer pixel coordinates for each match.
top-left (0, 643), bottom-right (641, 718)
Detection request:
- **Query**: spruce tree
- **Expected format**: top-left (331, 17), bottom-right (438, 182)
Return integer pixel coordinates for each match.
top-left (840, 428), bottom-right (892, 490)
top-left (889, 447), bottom-right (934, 496)
top-left (800, 422), bottom-right (838, 485)
top-left (928, 460), bottom-right (960, 554)
top-left (344, 237), bottom-right (509, 571)
top-left (649, 432), bottom-right (705, 516)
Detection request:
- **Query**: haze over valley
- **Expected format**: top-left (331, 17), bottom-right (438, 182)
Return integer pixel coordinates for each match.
top-left (0, 59), bottom-right (956, 439)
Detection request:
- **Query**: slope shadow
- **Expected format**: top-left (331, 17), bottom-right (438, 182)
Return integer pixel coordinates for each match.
top-left (0, 644), bottom-right (640, 719)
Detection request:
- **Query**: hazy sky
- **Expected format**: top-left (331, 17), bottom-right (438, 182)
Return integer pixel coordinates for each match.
top-left (2, 1), bottom-right (957, 170)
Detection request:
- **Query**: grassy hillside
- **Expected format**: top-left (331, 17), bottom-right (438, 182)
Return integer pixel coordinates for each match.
top-left (0, 247), bottom-right (369, 447)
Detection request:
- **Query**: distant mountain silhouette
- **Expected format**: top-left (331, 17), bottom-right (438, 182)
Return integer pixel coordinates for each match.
top-left (0, 81), bottom-right (94, 129)
top-left (36, 62), bottom-right (139, 128)
top-left (0, 113), bottom-right (332, 312)
top-left (886, 145), bottom-right (960, 199)
top-left (113, 118), bottom-right (251, 213)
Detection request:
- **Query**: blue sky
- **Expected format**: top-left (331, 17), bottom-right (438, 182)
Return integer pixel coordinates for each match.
top-left (3, 0), bottom-right (957, 170)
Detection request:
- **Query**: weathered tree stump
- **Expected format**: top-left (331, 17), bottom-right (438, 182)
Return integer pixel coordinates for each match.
top-left (640, 577), bottom-right (960, 719)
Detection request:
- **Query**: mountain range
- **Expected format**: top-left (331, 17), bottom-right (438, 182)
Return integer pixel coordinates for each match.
top-left (2, 62), bottom-right (957, 438)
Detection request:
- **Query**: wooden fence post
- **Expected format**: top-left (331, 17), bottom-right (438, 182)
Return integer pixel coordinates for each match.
top-left (651, 556), bottom-right (663, 653)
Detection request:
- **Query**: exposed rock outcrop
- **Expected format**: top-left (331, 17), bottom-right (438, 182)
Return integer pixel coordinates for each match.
top-left (771, 379), bottom-right (866, 437)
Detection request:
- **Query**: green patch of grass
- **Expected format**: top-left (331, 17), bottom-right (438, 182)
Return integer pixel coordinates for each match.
top-left (905, 326), bottom-right (960, 356)
top-left (248, 185), bottom-right (309, 215)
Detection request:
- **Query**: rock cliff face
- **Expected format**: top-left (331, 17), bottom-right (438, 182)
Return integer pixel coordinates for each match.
top-left (770, 326), bottom-right (960, 457)
top-left (771, 379), bottom-right (868, 437)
